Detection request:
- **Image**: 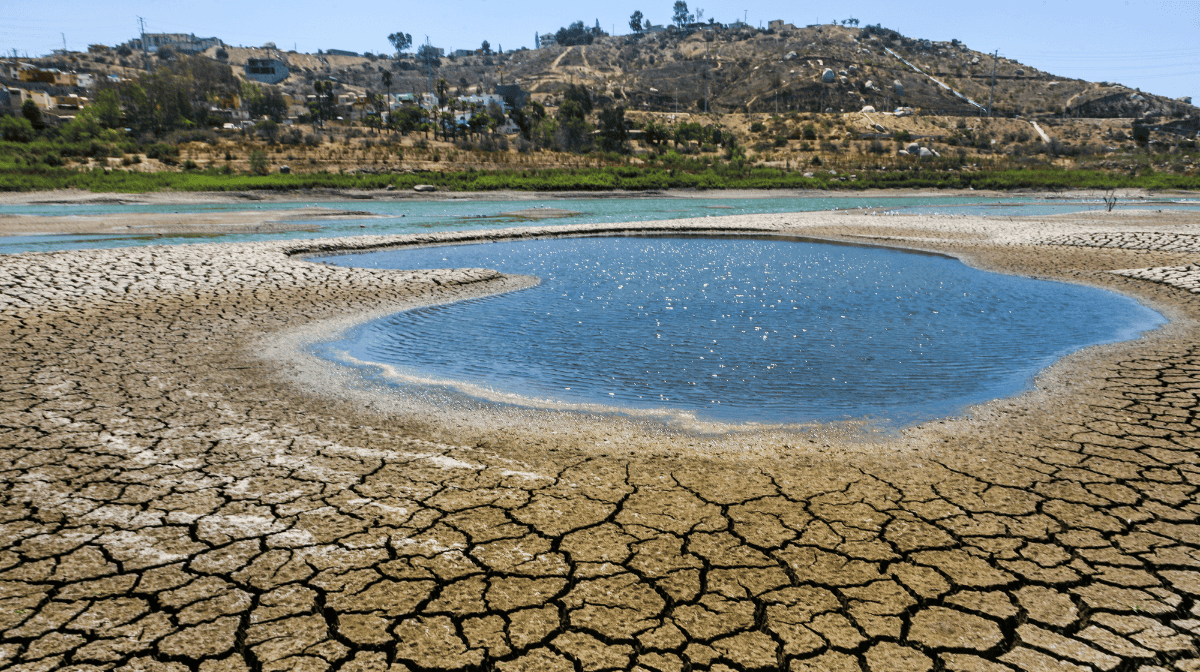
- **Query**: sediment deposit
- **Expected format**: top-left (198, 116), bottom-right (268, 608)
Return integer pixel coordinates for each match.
top-left (2, 210), bottom-right (1199, 672)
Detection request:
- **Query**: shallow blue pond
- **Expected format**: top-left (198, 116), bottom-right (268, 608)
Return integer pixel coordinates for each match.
top-left (313, 236), bottom-right (1165, 426)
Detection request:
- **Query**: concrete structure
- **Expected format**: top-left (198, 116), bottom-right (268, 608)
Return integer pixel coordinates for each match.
top-left (126, 33), bottom-right (223, 55)
top-left (244, 58), bottom-right (289, 85)
top-left (457, 93), bottom-right (507, 110)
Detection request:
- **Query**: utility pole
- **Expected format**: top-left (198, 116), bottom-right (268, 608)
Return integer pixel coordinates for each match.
top-left (425, 35), bottom-right (433, 100)
top-left (704, 37), bottom-right (710, 113)
top-left (987, 49), bottom-right (998, 118)
top-left (61, 34), bottom-right (67, 53)
top-left (137, 16), bottom-right (149, 70)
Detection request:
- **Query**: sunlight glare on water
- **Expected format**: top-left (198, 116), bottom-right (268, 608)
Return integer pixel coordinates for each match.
top-left (314, 236), bottom-right (1164, 425)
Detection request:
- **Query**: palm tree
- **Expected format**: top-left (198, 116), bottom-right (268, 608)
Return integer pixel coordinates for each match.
top-left (381, 71), bottom-right (394, 133)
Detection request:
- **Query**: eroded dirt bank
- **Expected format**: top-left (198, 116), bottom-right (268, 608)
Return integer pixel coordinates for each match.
top-left (2, 210), bottom-right (1200, 672)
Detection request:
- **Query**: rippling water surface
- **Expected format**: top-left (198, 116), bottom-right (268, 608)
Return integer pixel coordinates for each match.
top-left (314, 236), bottom-right (1164, 425)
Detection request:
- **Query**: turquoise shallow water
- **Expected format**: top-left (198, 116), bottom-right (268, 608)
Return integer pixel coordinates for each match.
top-left (3, 195), bottom-right (1197, 255)
top-left (314, 236), bottom-right (1165, 426)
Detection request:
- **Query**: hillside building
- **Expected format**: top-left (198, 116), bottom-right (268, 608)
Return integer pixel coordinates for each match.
top-left (245, 58), bottom-right (289, 84)
top-left (125, 33), bottom-right (223, 55)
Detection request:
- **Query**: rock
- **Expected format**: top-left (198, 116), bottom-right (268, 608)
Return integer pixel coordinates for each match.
top-left (785, 51), bottom-right (797, 60)
top-left (822, 68), bottom-right (836, 83)
top-left (413, 184), bottom-right (436, 192)
top-left (1015, 69), bottom-right (1025, 76)
top-left (838, 70), bottom-right (848, 76)
top-left (971, 56), bottom-right (980, 65)
top-left (384, 184), bottom-right (396, 191)
top-left (1178, 96), bottom-right (1193, 105)
top-left (278, 165), bottom-right (290, 174)
top-left (803, 172), bottom-right (814, 178)
top-left (848, 65), bottom-right (858, 74)
top-left (897, 150), bottom-right (910, 156)
top-left (893, 81), bottom-right (905, 96)
top-left (919, 147), bottom-right (934, 158)
top-left (861, 106), bottom-right (876, 114)
top-left (864, 80), bottom-right (875, 91)
top-left (839, 76), bottom-right (849, 85)
top-left (874, 124), bottom-right (886, 132)
top-left (894, 107), bottom-right (914, 117)
top-left (906, 142), bottom-right (921, 154)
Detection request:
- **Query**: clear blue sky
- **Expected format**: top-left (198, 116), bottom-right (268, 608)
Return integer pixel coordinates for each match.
top-left (5, 0), bottom-right (1198, 100)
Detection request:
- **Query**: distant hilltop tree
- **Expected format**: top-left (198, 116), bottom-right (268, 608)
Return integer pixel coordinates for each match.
top-left (672, 0), bottom-right (694, 29)
top-left (554, 20), bottom-right (606, 46)
top-left (416, 43), bottom-right (441, 68)
top-left (388, 31), bottom-right (413, 56)
top-left (630, 10), bottom-right (645, 34)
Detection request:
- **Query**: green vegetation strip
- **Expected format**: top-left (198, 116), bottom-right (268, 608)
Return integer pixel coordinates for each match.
top-left (2, 163), bottom-right (1199, 194)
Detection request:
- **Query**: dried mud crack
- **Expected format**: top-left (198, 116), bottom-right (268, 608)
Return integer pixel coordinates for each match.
top-left (2, 212), bottom-right (1200, 672)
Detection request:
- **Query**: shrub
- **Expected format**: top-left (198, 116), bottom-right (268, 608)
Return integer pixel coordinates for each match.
top-left (749, 122), bottom-right (765, 133)
top-left (249, 150), bottom-right (269, 175)
top-left (0, 116), bottom-right (35, 142)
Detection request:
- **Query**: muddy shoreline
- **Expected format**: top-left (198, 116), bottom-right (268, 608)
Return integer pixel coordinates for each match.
top-left (1, 185), bottom-right (1194, 208)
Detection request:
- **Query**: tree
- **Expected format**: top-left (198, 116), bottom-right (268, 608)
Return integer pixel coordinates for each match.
top-left (630, 10), bottom-right (645, 34)
top-left (243, 82), bottom-right (287, 122)
top-left (381, 71), bottom-right (393, 132)
top-left (436, 78), bottom-right (449, 108)
top-left (21, 99), bottom-right (45, 131)
top-left (596, 106), bottom-right (628, 152)
top-left (0, 115), bottom-right (35, 142)
top-left (388, 32), bottom-right (413, 56)
top-left (555, 84), bottom-right (593, 152)
top-left (215, 48), bottom-right (228, 60)
top-left (555, 21), bottom-right (605, 46)
top-left (91, 88), bottom-right (122, 128)
top-left (312, 80), bottom-right (337, 127)
top-left (561, 83), bottom-right (593, 117)
top-left (248, 149), bottom-right (269, 175)
top-left (672, 0), bottom-right (693, 29)
top-left (257, 118), bottom-right (280, 143)
top-left (416, 44), bottom-right (440, 68)
top-left (481, 40), bottom-right (491, 55)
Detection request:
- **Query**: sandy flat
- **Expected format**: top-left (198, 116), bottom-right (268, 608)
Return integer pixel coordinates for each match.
top-left (2, 208), bottom-right (1200, 671)
top-left (0, 207), bottom-right (378, 236)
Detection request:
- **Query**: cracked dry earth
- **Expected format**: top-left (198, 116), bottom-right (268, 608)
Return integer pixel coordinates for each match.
top-left (2, 213), bottom-right (1200, 672)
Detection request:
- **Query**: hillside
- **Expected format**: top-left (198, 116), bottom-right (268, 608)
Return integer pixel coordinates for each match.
top-left (375, 24), bottom-right (1193, 120)
top-left (7, 23), bottom-right (1198, 181)
top-left (53, 23), bottom-right (1193, 121)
